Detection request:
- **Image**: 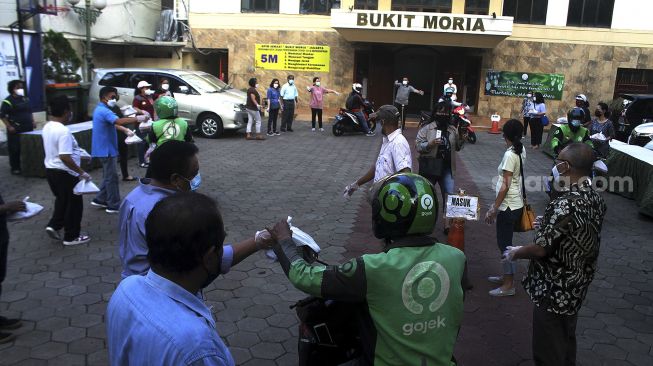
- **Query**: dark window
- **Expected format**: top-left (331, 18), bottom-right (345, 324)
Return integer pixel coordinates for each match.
top-left (300, 0), bottom-right (335, 14)
top-left (128, 73), bottom-right (158, 91)
top-left (160, 74), bottom-right (198, 95)
top-left (614, 68), bottom-right (653, 98)
top-left (241, 0), bottom-right (279, 13)
top-left (354, 0), bottom-right (377, 10)
top-left (392, 0), bottom-right (452, 13)
top-left (465, 0), bottom-right (489, 15)
top-left (99, 72), bottom-right (130, 88)
top-left (566, 0), bottom-right (614, 28)
top-left (502, 0), bottom-right (548, 24)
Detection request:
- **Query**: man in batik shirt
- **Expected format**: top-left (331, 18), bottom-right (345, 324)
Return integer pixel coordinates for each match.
top-left (504, 143), bottom-right (607, 366)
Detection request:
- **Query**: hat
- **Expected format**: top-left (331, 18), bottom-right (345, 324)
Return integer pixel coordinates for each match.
top-left (137, 80), bottom-right (152, 89)
top-left (575, 94), bottom-right (588, 102)
top-left (370, 105), bottom-right (400, 123)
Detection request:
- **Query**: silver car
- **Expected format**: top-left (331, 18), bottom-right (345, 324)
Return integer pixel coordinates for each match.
top-left (88, 68), bottom-right (248, 138)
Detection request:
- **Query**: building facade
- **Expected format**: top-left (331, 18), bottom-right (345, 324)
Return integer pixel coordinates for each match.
top-left (189, 0), bottom-right (653, 121)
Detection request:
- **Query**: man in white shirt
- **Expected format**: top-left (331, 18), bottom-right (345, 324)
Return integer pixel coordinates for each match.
top-left (443, 77), bottom-right (458, 101)
top-left (279, 75), bottom-right (299, 132)
top-left (42, 95), bottom-right (92, 246)
top-left (343, 105), bottom-right (412, 197)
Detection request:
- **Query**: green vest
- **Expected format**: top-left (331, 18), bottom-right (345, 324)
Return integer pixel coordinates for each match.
top-left (363, 244), bottom-right (465, 366)
top-left (151, 118), bottom-right (188, 147)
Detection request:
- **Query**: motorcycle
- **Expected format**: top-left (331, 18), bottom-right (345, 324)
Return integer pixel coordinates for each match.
top-left (332, 99), bottom-right (377, 136)
top-left (451, 105), bottom-right (477, 145)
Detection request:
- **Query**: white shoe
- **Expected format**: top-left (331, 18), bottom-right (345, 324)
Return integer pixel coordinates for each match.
top-left (489, 287), bottom-right (516, 297)
top-left (45, 227), bottom-right (61, 241)
top-left (63, 235), bottom-right (91, 246)
top-left (311, 128), bottom-right (316, 132)
top-left (319, 128), bottom-right (324, 132)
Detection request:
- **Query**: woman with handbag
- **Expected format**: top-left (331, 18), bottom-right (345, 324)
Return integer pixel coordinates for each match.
top-left (416, 101), bottom-right (458, 234)
top-left (484, 119), bottom-right (527, 297)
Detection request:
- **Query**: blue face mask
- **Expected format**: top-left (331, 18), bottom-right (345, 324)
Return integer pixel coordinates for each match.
top-left (182, 172), bottom-right (201, 191)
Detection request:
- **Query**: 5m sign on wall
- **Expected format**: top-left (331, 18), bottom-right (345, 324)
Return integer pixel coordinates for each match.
top-left (255, 44), bottom-right (330, 72)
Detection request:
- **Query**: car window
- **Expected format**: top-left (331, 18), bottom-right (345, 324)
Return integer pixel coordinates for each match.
top-left (99, 72), bottom-right (130, 88)
top-left (161, 74), bottom-right (198, 95)
top-left (128, 73), bottom-right (157, 90)
top-left (180, 74), bottom-right (223, 93)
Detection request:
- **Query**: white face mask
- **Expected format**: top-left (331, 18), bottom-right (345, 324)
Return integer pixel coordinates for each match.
top-left (551, 162), bottom-right (567, 183)
top-left (448, 79), bottom-right (453, 84)
top-left (288, 80), bottom-right (294, 85)
top-left (107, 98), bottom-right (117, 108)
top-left (315, 81), bottom-right (320, 86)
top-left (161, 83), bottom-right (170, 91)
top-left (15, 88), bottom-right (25, 97)
top-left (273, 83), bottom-right (279, 88)
top-left (526, 94), bottom-right (532, 98)
top-left (402, 80), bottom-right (408, 85)
top-left (145, 89), bottom-right (154, 96)
top-left (255, 84), bottom-right (259, 88)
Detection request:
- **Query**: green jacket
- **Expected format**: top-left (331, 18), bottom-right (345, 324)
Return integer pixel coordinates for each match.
top-left (147, 117), bottom-right (193, 147)
top-left (275, 236), bottom-right (466, 366)
top-left (551, 124), bottom-right (593, 155)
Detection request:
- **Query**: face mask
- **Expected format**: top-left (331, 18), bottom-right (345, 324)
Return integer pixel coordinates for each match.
top-left (526, 94), bottom-right (532, 98)
top-left (15, 88), bottom-right (25, 97)
top-left (289, 80), bottom-right (294, 85)
top-left (200, 247), bottom-right (222, 289)
top-left (570, 120), bottom-right (581, 131)
top-left (315, 81), bottom-right (320, 86)
top-left (402, 80), bottom-right (408, 85)
top-left (595, 110), bottom-right (602, 117)
top-left (107, 98), bottom-right (117, 108)
top-left (448, 80), bottom-right (453, 84)
top-left (145, 89), bottom-right (154, 96)
top-left (161, 83), bottom-right (170, 91)
top-left (273, 83), bottom-right (279, 88)
top-left (255, 84), bottom-right (259, 88)
top-left (185, 172), bottom-right (202, 191)
top-left (552, 162), bottom-right (568, 183)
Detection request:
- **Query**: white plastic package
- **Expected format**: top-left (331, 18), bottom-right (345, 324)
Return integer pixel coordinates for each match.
top-left (287, 216), bottom-right (321, 254)
top-left (7, 197), bottom-right (44, 221)
top-left (590, 132), bottom-right (607, 141)
top-left (73, 180), bottom-right (100, 195)
top-left (139, 121), bottom-right (153, 131)
top-left (125, 134), bottom-right (143, 145)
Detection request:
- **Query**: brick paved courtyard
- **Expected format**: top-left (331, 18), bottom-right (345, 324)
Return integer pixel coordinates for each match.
top-left (0, 122), bottom-right (651, 365)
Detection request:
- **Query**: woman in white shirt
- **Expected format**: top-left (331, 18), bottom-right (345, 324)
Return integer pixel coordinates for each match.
top-left (529, 92), bottom-right (546, 149)
top-left (484, 119), bottom-right (526, 297)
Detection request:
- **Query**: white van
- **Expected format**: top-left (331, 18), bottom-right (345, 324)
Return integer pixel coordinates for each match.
top-left (88, 68), bottom-right (248, 138)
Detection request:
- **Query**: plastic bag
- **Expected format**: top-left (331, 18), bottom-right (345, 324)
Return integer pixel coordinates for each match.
top-left (590, 132), bottom-right (607, 141)
top-left (73, 180), bottom-right (100, 195)
top-left (139, 121), bottom-right (153, 131)
top-left (288, 216), bottom-right (321, 254)
top-left (125, 134), bottom-right (143, 145)
top-left (8, 198), bottom-right (44, 221)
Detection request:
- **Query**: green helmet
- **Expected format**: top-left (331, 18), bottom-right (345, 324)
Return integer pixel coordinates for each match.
top-left (154, 96), bottom-right (178, 119)
top-left (371, 173), bottom-right (438, 240)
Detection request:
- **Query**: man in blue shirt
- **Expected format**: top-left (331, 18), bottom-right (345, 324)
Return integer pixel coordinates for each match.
top-left (108, 192), bottom-right (260, 365)
top-left (90, 86), bottom-right (142, 213)
top-left (279, 74), bottom-right (299, 132)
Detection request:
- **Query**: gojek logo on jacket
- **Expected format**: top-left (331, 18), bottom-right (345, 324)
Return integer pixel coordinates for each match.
top-left (401, 261), bottom-right (450, 336)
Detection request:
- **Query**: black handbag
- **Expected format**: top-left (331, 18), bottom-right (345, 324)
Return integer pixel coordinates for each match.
top-left (418, 156), bottom-right (444, 178)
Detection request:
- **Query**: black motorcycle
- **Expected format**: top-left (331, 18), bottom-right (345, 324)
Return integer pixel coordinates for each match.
top-left (332, 100), bottom-right (377, 136)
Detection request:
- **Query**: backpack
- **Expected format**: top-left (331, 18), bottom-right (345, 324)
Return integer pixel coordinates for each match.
top-left (345, 94), bottom-right (357, 110)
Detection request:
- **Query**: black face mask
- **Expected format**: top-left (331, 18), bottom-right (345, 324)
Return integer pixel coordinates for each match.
top-left (594, 110), bottom-right (602, 117)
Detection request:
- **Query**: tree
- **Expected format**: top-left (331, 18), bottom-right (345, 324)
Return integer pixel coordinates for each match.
top-left (42, 30), bottom-right (82, 83)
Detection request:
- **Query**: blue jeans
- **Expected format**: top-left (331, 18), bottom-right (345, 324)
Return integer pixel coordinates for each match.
top-left (496, 207), bottom-right (523, 275)
top-left (427, 167), bottom-right (454, 216)
top-left (353, 111), bottom-right (370, 133)
top-left (95, 157), bottom-right (121, 210)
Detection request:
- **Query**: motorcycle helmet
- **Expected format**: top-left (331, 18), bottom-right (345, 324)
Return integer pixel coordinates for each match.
top-left (352, 83), bottom-right (362, 93)
top-left (154, 96), bottom-right (178, 120)
top-left (371, 173), bottom-right (437, 240)
top-left (567, 107), bottom-right (585, 132)
top-left (444, 87), bottom-right (455, 97)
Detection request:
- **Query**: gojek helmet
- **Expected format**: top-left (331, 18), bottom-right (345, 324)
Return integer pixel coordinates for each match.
top-left (444, 87), bottom-right (455, 97)
top-left (567, 107), bottom-right (585, 130)
top-left (154, 96), bottom-right (178, 120)
top-left (371, 173), bottom-right (438, 240)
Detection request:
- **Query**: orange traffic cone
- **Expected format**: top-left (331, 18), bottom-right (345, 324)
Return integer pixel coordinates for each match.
top-left (447, 218), bottom-right (465, 252)
top-left (489, 113), bottom-right (501, 134)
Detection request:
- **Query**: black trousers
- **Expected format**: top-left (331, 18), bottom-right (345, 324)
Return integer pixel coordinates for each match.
top-left (529, 117), bottom-right (544, 146)
top-left (533, 305), bottom-right (578, 366)
top-left (394, 102), bottom-right (408, 127)
top-left (6, 132), bottom-right (21, 171)
top-left (45, 169), bottom-right (83, 241)
top-left (523, 116), bottom-right (531, 136)
top-left (117, 129), bottom-right (130, 178)
top-left (268, 108), bottom-right (280, 133)
top-left (311, 108), bottom-right (323, 128)
top-left (281, 100), bottom-right (295, 131)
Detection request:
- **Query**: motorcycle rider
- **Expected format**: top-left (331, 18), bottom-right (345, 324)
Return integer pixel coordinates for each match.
top-left (443, 77), bottom-right (458, 100)
top-left (439, 87), bottom-right (463, 109)
top-left (268, 173), bottom-right (466, 366)
top-left (394, 77), bottom-right (425, 129)
top-left (343, 105), bottom-right (412, 198)
top-left (551, 107), bottom-right (594, 157)
top-left (347, 83), bottom-right (374, 137)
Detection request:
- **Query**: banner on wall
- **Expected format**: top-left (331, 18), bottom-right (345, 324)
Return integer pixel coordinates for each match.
top-left (255, 44), bottom-right (330, 72)
top-left (484, 71), bottom-right (565, 100)
top-left (0, 30), bottom-right (44, 112)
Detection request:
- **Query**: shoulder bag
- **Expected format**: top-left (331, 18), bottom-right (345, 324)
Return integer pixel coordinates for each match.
top-left (514, 153), bottom-right (536, 232)
top-left (418, 126), bottom-right (444, 178)
top-left (541, 115), bottom-right (549, 126)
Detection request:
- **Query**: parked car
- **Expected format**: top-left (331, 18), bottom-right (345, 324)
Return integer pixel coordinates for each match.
top-left (88, 68), bottom-right (248, 138)
top-left (616, 94), bottom-right (653, 142)
top-left (629, 122), bottom-right (653, 150)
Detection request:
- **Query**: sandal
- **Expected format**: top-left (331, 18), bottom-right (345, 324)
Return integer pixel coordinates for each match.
top-left (122, 176), bottom-right (137, 182)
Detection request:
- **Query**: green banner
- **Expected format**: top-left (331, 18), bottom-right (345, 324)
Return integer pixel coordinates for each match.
top-left (484, 71), bottom-right (565, 100)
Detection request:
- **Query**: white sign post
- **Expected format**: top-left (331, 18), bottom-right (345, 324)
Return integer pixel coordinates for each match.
top-left (445, 194), bottom-right (480, 221)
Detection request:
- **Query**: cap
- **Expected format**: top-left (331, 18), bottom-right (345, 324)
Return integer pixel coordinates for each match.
top-left (370, 105), bottom-right (400, 123)
top-left (575, 94), bottom-right (588, 102)
top-left (137, 80), bottom-right (152, 89)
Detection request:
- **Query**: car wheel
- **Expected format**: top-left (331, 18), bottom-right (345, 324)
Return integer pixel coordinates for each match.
top-left (197, 113), bottom-right (224, 138)
top-left (333, 121), bottom-right (344, 136)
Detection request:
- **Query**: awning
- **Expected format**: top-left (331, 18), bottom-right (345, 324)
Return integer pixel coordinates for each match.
top-left (331, 9), bottom-right (513, 48)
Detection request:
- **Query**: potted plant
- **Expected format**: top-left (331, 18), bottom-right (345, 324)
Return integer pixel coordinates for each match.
top-left (43, 30), bottom-right (82, 86)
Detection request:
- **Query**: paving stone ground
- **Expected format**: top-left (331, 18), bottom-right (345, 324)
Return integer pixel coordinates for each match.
top-left (0, 122), bottom-right (651, 365)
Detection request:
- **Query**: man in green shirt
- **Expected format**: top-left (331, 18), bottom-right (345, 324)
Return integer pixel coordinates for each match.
top-left (551, 107), bottom-right (593, 157)
top-left (269, 173), bottom-right (466, 366)
top-left (147, 96), bottom-right (193, 147)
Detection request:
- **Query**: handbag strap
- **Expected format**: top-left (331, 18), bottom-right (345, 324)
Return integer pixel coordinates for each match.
top-left (517, 151), bottom-right (527, 202)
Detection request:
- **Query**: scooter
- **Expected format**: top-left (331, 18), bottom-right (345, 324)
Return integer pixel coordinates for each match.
top-left (452, 105), bottom-right (477, 145)
top-left (332, 100), bottom-right (377, 136)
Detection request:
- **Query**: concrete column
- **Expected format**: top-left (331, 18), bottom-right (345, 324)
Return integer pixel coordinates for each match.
top-left (546, 0), bottom-right (570, 26)
top-left (452, 0), bottom-right (465, 14)
top-left (378, 0), bottom-right (392, 10)
top-left (489, 0), bottom-right (503, 15)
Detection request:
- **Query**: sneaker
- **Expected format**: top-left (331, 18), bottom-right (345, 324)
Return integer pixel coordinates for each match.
top-left (319, 128), bottom-right (324, 132)
top-left (105, 208), bottom-right (119, 214)
top-left (0, 332), bottom-right (16, 344)
top-left (0, 316), bottom-right (22, 330)
top-left (489, 287), bottom-right (515, 297)
top-left (90, 200), bottom-right (108, 209)
top-left (311, 128), bottom-right (316, 132)
top-left (139, 163), bottom-right (149, 168)
top-left (366, 132), bottom-right (376, 137)
top-left (267, 132), bottom-right (274, 136)
top-left (274, 131), bottom-right (281, 136)
top-left (63, 235), bottom-right (91, 246)
top-left (487, 276), bottom-right (503, 284)
top-left (45, 227), bottom-right (62, 241)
